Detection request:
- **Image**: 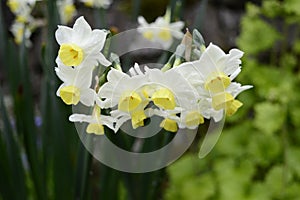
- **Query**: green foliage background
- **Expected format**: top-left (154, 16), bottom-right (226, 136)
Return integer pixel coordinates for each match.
top-left (166, 1), bottom-right (300, 199)
top-left (1, 0), bottom-right (300, 199)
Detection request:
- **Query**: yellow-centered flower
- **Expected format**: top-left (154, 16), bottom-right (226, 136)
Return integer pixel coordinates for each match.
top-left (118, 91), bottom-right (142, 112)
top-left (151, 88), bottom-right (176, 110)
top-left (55, 16), bottom-right (111, 68)
top-left (59, 85), bottom-right (81, 105)
top-left (58, 44), bottom-right (84, 66)
top-left (69, 105), bottom-right (116, 135)
top-left (160, 118), bottom-right (178, 132)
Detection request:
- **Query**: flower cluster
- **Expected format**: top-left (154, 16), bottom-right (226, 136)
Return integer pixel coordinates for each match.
top-left (57, 0), bottom-right (77, 24)
top-left (57, 0), bottom-right (113, 25)
top-left (7, 0), bottom-right (40, 46)
top-left (137, 9), bottom-right (184, 49)
top-left (55, 16), bottom-right (252, 135)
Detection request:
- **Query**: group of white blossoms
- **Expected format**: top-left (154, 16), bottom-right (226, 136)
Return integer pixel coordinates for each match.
top-left (6, 0), bottom-right (112, 46)
top-left (55, 16), bottom-right (252, 135)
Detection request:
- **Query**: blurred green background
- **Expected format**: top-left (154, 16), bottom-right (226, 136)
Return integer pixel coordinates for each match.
top-left (1, 0), bottom-right (300, 199)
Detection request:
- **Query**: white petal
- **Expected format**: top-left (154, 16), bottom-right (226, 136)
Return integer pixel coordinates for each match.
top-left (92, 29), bottom-right (108, 51)
top-left (229, 48), bottom-right (244, 58)
top-left (129, 63), bottom-right (144, 76)
top-left (212, 110), bottom-right (224, 122)
top-left (55, 25), bottom-right (73, 44)
top-left (170, 21), bottom-right (184, 30)
top-left (115, 115), bottom-right (131, 132)
top-left (74, 67), bottom-right (93, 89)
top-left (80, 88), bottom-right (96, 106)
top-left (138, 16), bottom-right (148, 26)
top-left (97, 82), bottom-right (119, 108)
top-left (69, 113), bottom-right (93, 123)
top-left (206, 43), bottom-right (226, 59)
top-left (73, 16), bottom-right (92, 41)
top-left (170, 22), bottom-right (184, 38)
top-left (230, 67), bottom-right (241, 81)
top-left (101, 115), bottom-right (116, 131)
top-left (198, 43), bottom-right (226, 76)
top-left (56, 83), bottom-right (66, 96)
top-left (55, 63), bottom-right (77, 84)
top-left (159, 37), bottom-right (173, 49)
top-left (107, 68), bottom-right (127, 82)
top-left (97, 52), bottom-right (111, 66)
top-left (98, 82), bottom-right (115, 98)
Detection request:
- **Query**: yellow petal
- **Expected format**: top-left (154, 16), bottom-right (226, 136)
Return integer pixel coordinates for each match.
top-left (158, 29), bottom-right (171, 41)
top-left (160, 118), bottom-right (178, 132)
top-left (7, 1), bottom-right (19, 13)
top-left (205, 73), bottom-right (231, 93)
top-left (59, 85), bottom-right (80, 105)
top-left (152, 88), bottom-right (176, 110)
top-left (143, 31), bottom-right (154, 40)
top-left (118, 91), bottom-right (142, 112)
top-left (16, 15), bottom-right (27, 23)
top-left (84, 1), bottom-right (93, 7)
top-left (15, 27), bottom-right (24, 44)
top-left (93, 105), bottom-right (101, 120)
top-left (226, 100), bottom-right (243, 116)
top-left (58, 43), bottom-right (84, 66)
top-left (64, 5), bottom-right (76, 23)
top-left (212, 92), bottom-right (234, 110)
top-left (185, 111), bottom-right (204, 127)
top-left (131, 110), bottom-right (147, 129)
top-left (86, 123), bottom-right (104, 135)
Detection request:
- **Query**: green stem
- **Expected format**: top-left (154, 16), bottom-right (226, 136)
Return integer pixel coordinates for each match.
top-left (132, 0), bottom-right (141, 21)
top-left (94, 8), bottom-right (107, 28)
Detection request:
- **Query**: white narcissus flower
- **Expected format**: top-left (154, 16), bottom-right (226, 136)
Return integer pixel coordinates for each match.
top-left (97, 65), bottom-right (148, 109)
top-left (174, 101), bottom-right (206, 130)
top-left (55, 60), bottom-right (96, 106)
top-left (7, 0), bottom-right (36, 15)
top-left (57, 0), bottom-right (77, 24)
top-left (7, 0), bottom-right (40, 46)
top-left (137, 11), bottom-right (184, 49)
top-left (55, 16), bottom-right (111, 68)
top-left (145, 67), bottom-right (198, 108)
top-left (79, 0), bottom-right (112, 9)
top-left (143, 81), bottom-right (205, 130)
top-left (97, 63), bottom-right (201, 131)
top-left (69, 106), bottom-right (116, 135)
top-left (175, 43), bottom-right (253, 121)
top-left (147, 108), bottom-right (181, 132)
top-left (10, 21), bottom-right (32, 46)
top-left (97, 64), bottom-right (149, 129)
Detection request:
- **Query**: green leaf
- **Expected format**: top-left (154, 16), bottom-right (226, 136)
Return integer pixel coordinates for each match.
top-left (248, 183), bottom-right (271, 200)
top-left (248, 134), bottom-right (281, 166)
top-left (245, 3), bottom-right (261, 17)
top-left (290, 106), bottom-right (300, 128)
top-left (292, 39), bottom-right (300, 53)
top-left (262, 0), bottom-right (283, 18)
top-left (166, 154), bottom-right (215, 200)
top-left (167, 154), bottom-right (199, 183)
top-left (0, 89), bottom-right (27, 200)
top-left (265, 165), bottom-right (292, 198)
top-left (284, 0), bottom-right (300, 15)
top-left (237, 16), bottom-right (281, 55)
top-left (215, 122), bottom-right (252, 157)
top-left (180, 174), bottom-right (215, 200)
top-left (214, 158), bottom-right (255, 200)
top-left (254, 102), bottom-right (286, 135)
top-left (284, 182), bottom-right (300, 200)
top-left (286, 146), bottom-right (300, 178)
top-left (279, 53), bottom-right (297, 70)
